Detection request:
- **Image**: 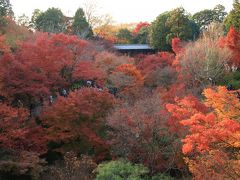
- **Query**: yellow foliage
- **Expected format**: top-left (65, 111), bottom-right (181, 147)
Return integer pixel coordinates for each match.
top-left (182, 86), bottom-right (240, 179)
top-left (204, 86), bottom-right (240, 123)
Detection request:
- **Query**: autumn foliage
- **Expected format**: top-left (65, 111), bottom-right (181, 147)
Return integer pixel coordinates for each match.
top-left (220, 27), bottom-right (240, 67)
top-left (167, 87), bottom-right (240, 179)
top-left (133, 22), bottom-right (150, 35)
top-left (109, 64), bottom-right (144, 101)
top-left (1, 18), bottom-right (240, 179)
top-left (95, 51), bottom-right (133, 74)
top-left (0, 103), bottom-right (47, 155)
top-left (137, 52), bottom-right (176, 88)
top-left (0, 35), bottom-right (10, 55)
top-left (72, 61), bottom-right (106, 86)
top-left (171, 38), bottom-right (183, 54)
top-left (0, 33), bottom-right (90, 106)
top-left (41, 88), bottom-right (115, 159)
top-left (137, 52), bottom-right (175, 76)
top-left (106, 94), bottom-right (185, 173)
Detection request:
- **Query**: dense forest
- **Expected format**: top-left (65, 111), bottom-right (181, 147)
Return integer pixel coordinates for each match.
top-left (0, 0), bottom-right (240, 179)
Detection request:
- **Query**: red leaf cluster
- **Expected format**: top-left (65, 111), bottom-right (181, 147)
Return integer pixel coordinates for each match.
top-left (0, 103), bottom-right (47, 154)
top-left (133, 22), bottom-right (150, 35)
top-left (166, 95), bottom-right (208, 135)
top-left (219, 27), bottom-right (240, 67)
top-left (172, 38), bottom-right (184, 55)
top-left (137, 52), bottom-right (175, 76)
top-left (41, 88), bottom-right (115, 148)
top-left (0, 33), bottom-right (89, 101)
top-left (73, 61), bottom-right (106, 86)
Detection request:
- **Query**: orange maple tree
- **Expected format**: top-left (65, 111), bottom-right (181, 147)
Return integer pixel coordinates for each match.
top-left (167, 87), bottom-right (240, 179)
top-left (109, 64), bottom-right (143, 101)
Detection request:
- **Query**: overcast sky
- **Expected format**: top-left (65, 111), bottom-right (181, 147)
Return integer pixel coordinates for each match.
top-left (11, 0), bottom-right (233, 23)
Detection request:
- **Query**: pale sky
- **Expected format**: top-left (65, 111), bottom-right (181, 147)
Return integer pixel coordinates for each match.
top-left (11, 0), bottom-right (233, 23)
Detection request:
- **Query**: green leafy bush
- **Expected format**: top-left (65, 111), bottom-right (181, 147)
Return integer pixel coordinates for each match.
top-left (222, 70), bottom-right (240, 89)
top-left (95, 159), bottom-right (174, 180)
top-left (95, 159), bottom-right (149, 180)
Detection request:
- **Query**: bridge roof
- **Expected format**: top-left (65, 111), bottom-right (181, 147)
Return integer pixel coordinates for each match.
top-left (113, 44), bottom-right (153, 50)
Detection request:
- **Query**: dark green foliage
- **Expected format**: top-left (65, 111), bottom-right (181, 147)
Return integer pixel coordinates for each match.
top-left (221, 70), bottom-right (240, 89)
top-left (150, 12), bottom-right (171, 51)
top-left (72, 8), bottom-right (93, 38)
top-left (192, 4), bottom-right (227, 30)
top-left (0, 0), bottom-right (13, 17)
top-left (189, 20), bottom-right (200, 40)
top-left (213, 4), bottom-right (227, 22)
top-left (116, 28), bottom-right (133, 44)
top-left (134, 26), bottom-right (149, 44)
top-left (35, 8), bottom-right (65, 33)
top-left (224, 0), bottom-right (240, 32)
top-left (192, 9), bottom-right (215, 29)
top-left (150, 8), bottom-right (199, 51)
top-left (165, 8), bottom-right (198, 43)
top-left (0, 0), bottom-right (13, 29)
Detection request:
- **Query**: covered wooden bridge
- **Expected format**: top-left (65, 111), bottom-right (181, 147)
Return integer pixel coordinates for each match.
top-left (113, 44), bottom-right (155, 55)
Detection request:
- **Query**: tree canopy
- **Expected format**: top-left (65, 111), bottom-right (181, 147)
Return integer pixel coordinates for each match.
top-left (150, 12), bottom-right (171, 51)
top-left (0, 1), bottom-right (240, 179)
top-left (0, 0), bottom-right (13, 28)
top-left (35, 8), bottom-right (65, 33)
top-left (150, 8), bottom-right (199, 51)
top-left (192, 4), bottom-right (227, 30)
top-left (72, 8), bottom-right (93, 38)
top-left (0, 0), bottom-right (13, 17)
top-left (224, 0), bottom-right (240, 32)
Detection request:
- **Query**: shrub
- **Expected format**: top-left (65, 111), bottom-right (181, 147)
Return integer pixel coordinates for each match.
top-left (95, 159), bottom-right (149, 180)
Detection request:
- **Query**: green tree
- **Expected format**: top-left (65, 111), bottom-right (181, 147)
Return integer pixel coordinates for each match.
top-left (192, 9), bottom-right (215, 29)
top-left (72, 7), bottom-right (93, 38)
top-left (224, 0), bottom-right (240, 31)
top-left (116, 28), bottom-right (133, 44)
top-left (150, 12), bottom-right (171, 51)
top-left (192, 4), bottom-right (227, 30)
top-left (213, 4), bottom-right (227, 22)
top-left (166, 8), bottom-right (198, 43)
top-left (134, 26), bottom-right (149, 44)
top-left (0, 0), bottom-right (13, 17)
top-left (150, 8), bottom-right (199, 51)
top-left (35, 8), bottom-right (65, 33)
top-left (30, 9), bottom-right (41, 29)
top-left (0, 0), bottom-right (13, 28)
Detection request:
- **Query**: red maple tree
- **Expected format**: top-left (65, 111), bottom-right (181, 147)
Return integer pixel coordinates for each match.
top-left (41, 88), bottom-right (115, 160)
top-left (0, 33), bottom-right (89, 107)
top-left (219, 27), bottom-right (240, 67)
top-left (0, 103), bottom-right (47, 155)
